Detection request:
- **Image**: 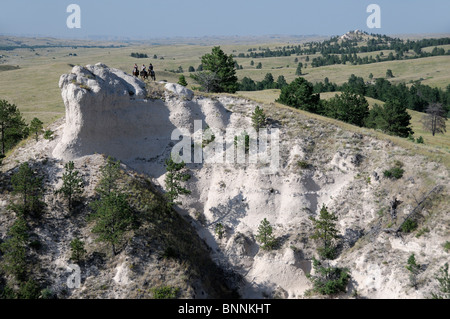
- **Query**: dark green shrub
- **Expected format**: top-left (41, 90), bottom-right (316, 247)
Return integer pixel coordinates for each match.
top-left (70, 238), bottom-right (87, 263)
top-left (307, 258), bottom-right (351, 295)
top-left (43, 130), bottom-right (54, 140)
top-left (297, 161), bottom-right (310, 169)
top-left (384, 167), bottom-right (404, 179)
top-left (151, 286), bottom-right (180, 299)
top-left (401, 219), bottom-right (418, 233)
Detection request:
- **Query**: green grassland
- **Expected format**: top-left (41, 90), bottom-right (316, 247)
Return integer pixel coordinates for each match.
top-left (0, 35), bottom-right (449, 162)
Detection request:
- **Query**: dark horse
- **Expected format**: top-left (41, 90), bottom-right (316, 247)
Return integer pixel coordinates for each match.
top-left (140, 70), bottom-right (148, 80)
top-left (133, 68), bottom-right (139, 77)
top-left (149, 70), bottom-right (156, 81)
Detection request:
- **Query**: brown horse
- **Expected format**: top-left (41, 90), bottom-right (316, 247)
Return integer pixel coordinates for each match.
top-left (133, 68), bottom-right (139, 77)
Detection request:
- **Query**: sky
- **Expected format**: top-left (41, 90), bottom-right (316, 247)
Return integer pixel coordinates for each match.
top-left (0, 0), bottom-right (449, 39)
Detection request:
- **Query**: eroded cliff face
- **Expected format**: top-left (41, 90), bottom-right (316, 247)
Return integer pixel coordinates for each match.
top-left (28, 63), bottom-right (450, 298)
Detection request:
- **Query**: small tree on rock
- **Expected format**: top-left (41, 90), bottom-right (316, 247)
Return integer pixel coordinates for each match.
top-left (0, 216), bottom-right (29, 282)
top-left (70, 238), bottom-right (87, 263)
top-left (178, 75), bottom-right (188, 87)
top-left (0, 100), bottom-right (28, 156)
top-left (310, 204), bottom-right (340, 260)
top-left (306, 257), bottom-right (350, 296)
top-left (90, 191), bottom-right (134, 256)
top-left (29, 118), bottom-right (43, 142)
top-left (406, 253), bottom-right (421, 289)
top-left (11, 162), bottom-right (44, 216)
top-left (256, 218), bottom-right (277, 250)
top-left (251, 106), bottom-right (267, 132)
top-left (164, 155), bottom-right (191, 208)
top-left (57, 161), bottom-right (84, 211)
top-left (96, 157), bottom-right (121, 196)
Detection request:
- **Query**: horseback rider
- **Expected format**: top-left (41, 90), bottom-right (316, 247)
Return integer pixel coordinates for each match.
top-left (149, 63), bottom-right (153, 71)
top-left (141, 64), bottom-right (147, 72)
top-left (133, 64), bottom-right (138, 75)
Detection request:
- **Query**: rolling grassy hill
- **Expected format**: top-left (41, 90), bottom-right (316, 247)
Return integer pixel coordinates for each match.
top-left (0, 35), bottom-right (449, 161)
top-left (237, 89), bottom-right (450, 167)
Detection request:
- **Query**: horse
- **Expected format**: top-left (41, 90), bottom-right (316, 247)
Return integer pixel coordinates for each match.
top-left (140, 70), bottom-right (148, 80)
top-left (132, 68), bottom-right (139, 77)
top-left (150, 70), bottom-right (156, 81)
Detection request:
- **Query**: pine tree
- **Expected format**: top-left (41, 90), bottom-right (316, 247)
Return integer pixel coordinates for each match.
top-left (0, 100), bottom-right (27, 156)
top-left (164, 155), bottom-right (191, 208)
top-left (324, 89), bottom-right (369, 127)
top-left (194, 46), bottom-right (238, 93)
top-left (251, 106), bottom-right (267, 132)
top-left (376, 99), bottom-right (412, 138)
top-left (307, 257), bottom-right (350, 295)
top-left (70, 238), bottom-right (87, 263)
top-left (57, 161), bottom-right (84, 210)
top-left (276, 77), bottom-right (320, 113)
top-left (256, 218), bottom-right (276, 250)
top-left (96, 157), bottom-right (121, 196)
top-left (90, 191), bottom-right (134, 256)
top-left (309, 204), bottom-right (340, 260)
top-left (178, 74), bottom-right (188, 87)
top-left (11, 162), bottom-right (44, 216)
top-left (0, 216), bottom-right (29, 281)
top-left (406, 254), bottom-right (421, 289)
top-left (295, 62), bottom-right (303, 76)
top-left (29, 118), bottom-right (43, 142)
top-left (386, 69), bottom-right (394, 78)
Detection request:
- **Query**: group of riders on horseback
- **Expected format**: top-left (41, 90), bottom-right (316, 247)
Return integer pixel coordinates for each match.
top-left (133, 63), bottom-right (156, 81)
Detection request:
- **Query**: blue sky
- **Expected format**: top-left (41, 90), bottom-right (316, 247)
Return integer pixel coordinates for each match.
top-left (0, 0), bottom-right (449, 39)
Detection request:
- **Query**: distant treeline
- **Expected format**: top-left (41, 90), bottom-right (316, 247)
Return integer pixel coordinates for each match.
top-left (0, 44), bottom-right (125, 51)
top-left (240, 73), bottom-right (450, 114)
top-left (130, 52), bottom-right (148, 59)
top-left (312, 75), bottom-right (450, 114)
top-left (239, 73), bottom-right (288, 91)
top-left (233, 34), bottom-right (450, 67)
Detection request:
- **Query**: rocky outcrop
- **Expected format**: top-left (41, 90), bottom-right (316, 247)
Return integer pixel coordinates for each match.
top-left (43, 63), bottom-right (450, 299)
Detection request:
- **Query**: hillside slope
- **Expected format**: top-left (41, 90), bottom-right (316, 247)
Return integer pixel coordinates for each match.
top-left (1, 64), bottom-right (449, 299)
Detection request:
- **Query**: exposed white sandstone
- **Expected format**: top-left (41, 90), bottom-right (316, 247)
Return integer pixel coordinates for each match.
top-left (24, 63), bottom-right (447, 299)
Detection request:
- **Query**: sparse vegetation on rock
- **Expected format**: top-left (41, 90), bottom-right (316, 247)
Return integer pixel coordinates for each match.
top-left (309, 204), bottom-right (339, 260)
top-left (57, 161), bottom-right (84, 211)
top-left (164, 155), bottom-right (191, 208)
top-left (256, 218), bottom-right (277, 250)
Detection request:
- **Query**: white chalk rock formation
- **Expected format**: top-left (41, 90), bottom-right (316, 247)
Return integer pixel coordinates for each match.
top-left (50, 63), bottom-right (450, 300)
top-left (53, 63), bottom-right (185, 162)
top-left (165, 83), bottom-right (194, 101)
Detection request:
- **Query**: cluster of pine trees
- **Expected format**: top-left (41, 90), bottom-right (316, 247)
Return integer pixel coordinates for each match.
top-left (0, 148), bottom-right (193, 299)
top-left (0, 156), bottom-right (134, 298)
top-left (234, 34), bottom-right (450, 68)
top-left (313, 75), bottom-right (450, 114)
top-left (277, 77), bottom-right (415, 138)
top-left (130, 52), bottom-right (148, 59)
top-left (0, 100), bottom-right (47, 165)
top-left (239, 73), bottom-right (288, 91)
